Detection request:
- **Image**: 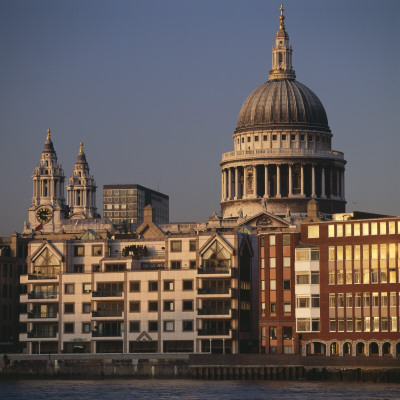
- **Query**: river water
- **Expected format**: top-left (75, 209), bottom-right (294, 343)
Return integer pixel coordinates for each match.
top-left (1, 379), bottom-right (400, 400)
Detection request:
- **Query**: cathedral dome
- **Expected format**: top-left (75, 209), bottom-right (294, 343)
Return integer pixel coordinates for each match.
top-left (235, 78), bottom-right (330, 133)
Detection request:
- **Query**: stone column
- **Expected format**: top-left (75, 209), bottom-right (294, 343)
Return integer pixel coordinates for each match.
top-left (321, 167), bottom-right (326, 198)
top-left (234, 167), bottom-right (239, 200)
top-left (244, 167), bottom-right (248, 199)
top-left (336, 169), bottom-right (340, 199)
top-left (276, 164), bottom-right (281, 198)
top-left (264, 165), bottom-right (269, 198)
top-left (300, 164), bottom-right (304, 197)
top-left (288, 164), bottom-right (293, 197)
top-left (221, 169), bottom-right (225, 201)
top-left (311, 164), bottom-right (316, 198)
top-left (228, 168), bottom-right (232, 200)
top-left (329, 168), bottom-right (333, 198)
top-left (253, 165), bottom-right (258, 198)
top-left (341, 169), bottom-right (345, 200)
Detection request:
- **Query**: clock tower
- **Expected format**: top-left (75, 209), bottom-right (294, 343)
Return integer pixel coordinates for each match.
top-left (26, 130), bottom-right (66, 232)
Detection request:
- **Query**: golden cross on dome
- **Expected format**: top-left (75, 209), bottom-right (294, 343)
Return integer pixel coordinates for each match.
top-left (80, 142), bottom-right (84, 153)
top-left (46, 129), bottom-right (51, 141)
top-left (279, 4), bottom-right (286, 31)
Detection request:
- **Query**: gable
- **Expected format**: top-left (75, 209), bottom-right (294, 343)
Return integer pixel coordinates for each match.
top-left (80, 229), bottom-right (97, 241)
top-left (31, 241), bottom-right (63, 264)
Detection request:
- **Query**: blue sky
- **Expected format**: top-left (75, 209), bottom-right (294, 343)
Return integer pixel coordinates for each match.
top-left (0, 0), bottom-right (399, 236)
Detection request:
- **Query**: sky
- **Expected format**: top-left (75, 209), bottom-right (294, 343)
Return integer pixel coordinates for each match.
top-left (0, 0), bottom-right (399, 236)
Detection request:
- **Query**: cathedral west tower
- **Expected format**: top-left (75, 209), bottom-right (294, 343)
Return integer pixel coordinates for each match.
top-left (220, 5), bottom-right (346, 219)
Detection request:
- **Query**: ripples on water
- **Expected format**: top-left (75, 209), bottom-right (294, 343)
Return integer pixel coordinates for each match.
top-left (1, 379), bottom-right (400, 400)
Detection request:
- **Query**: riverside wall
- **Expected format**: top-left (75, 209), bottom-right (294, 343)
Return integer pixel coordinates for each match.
top-left (0, 353), bottom-right (399, 382)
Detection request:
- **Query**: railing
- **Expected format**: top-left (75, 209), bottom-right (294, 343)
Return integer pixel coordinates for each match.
top-left (28, 312), bottom-right (58, 319)
top-left (106, 250), bottom-right (165, 259)
top-left (198, 308), bottom-right (230, 315)
top-left (28, 292), bottom-right (58, 299)
top-left (198, 268), bottom-right (230, 275)
top-left (198, 288), bottom-right (230, 295)
top-left (221, 148), bottom-right (345, 161)
top-left (197, 329), bottom-right (230, 336)
top-left (92, 330), bottom-right (122, 337)
top-left (92, 291), bottom-right (123, 297)
top-left (28, 274), bottom-right (58, 280)
top-left (92, 310), bottom-right (123, 317)
top-left (27, 331), bottom-right (57, 338)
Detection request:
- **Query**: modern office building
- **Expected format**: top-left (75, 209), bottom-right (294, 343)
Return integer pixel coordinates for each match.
top-left (103, 184), bottom-right (169, 226)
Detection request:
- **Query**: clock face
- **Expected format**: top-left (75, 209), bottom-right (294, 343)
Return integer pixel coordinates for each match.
top-left (36, 207), bottom-right (53, 224)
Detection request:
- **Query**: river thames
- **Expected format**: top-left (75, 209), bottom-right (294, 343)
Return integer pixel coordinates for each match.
top-left (1, 379), bottom-right (400, 400)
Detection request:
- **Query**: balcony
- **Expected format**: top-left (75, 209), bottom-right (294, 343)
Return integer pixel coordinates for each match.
top-left (92, 291), bottom-right (123, 298)
top-left (198, 308), bottom-right (230, 316)
top-left (198, 268), bottom-right (230, 275)
top-left (92, 330), bottom-right (122, 337)
top-left (28, 292), bottom-right (58, 300)
top-left (92, 310), bottom-right (123, 318)
top-left (28, 274), bottom-right (58, 280)
top-left (28, 312), bottom-right (58, 319)
top-left (198, 287), bottom-right (229, 295)
top-left (27, 331), bottom-right (58, 339)
top-left (198, 329), bottom-right (230, 336)
top-left (221, 148), bottom-right (345, 162)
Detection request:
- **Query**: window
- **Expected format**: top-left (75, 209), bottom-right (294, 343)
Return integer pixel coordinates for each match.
top-left (311, 295), bottom-right (320, 308)
top-left (283, 303), bottom-right (291, 313)
top-left (148, 281), bottom-right (158, 291)
top-left (283, 280), bottom-right (291, 290)
top-left (269, 326), bottom-right (277, 339)
top-left (297, 319), bottom-right (310, 332)
top-left (328, 225), bottom-right (335, 237)
top-left (74, 264), bottom-right (84, 273)
top-left (362, 223), bottom-right (369, 235)
top-left (149, 321), bottom-right (158, 332)
top-left (190, 261), bottom-right (196, 269)
top-left (182, 300), bottom-right (193, 311)
top-left (338, 318), bottom-right (344, 332)
top-left (355, 318), bottom-right (362, 332)
top-left (269, 235), bottom-right (276, 246)
top-left (381, 292), bottom-right (388, 307)
top-left (281, 134), bottom-right (286, 141)
top-left (148, 301), bottom-right (158, 312)
top-left (183, 280), bottom-right (193, 290)
top-left (164, 321), bottom-right (174, 332)
top-left (171, 261), bottom-right (181, 270)
top-left (337, 293), bottom-right (344, 307)
top-left (291, 134), bottom-right (296, 141)
top-left (346, 293), bottom-right (353, 308)
top-left (283, 257), bottom-right (291, 268)
top-left (297, 297), bottom-right (309, 308)
top-left (261, 280), bottom-right (265, 291)
top-left (170, 241), bottom-right (181, 252)
top-left (270, 302), bottom-right (276, 313)
top-left (371, 222), bottom-right (378, 235)
top-left (270, 280), bottom-right (276, 290)
top-left (92, 245), bottom-right (102, 256)
top-left (283, 326), bottom-right (292, 339)
top-left (380, 222), bottom-right (387, 235)
top-left (64, 303), bottom-right (74, 314)
top-left (381, 317), bottom-right (388, 332)
top-left (64, 284), bottom-right (74, 294)
top-left (255, 136), bottom-right (259, 142)
top-left (82, 283), bottom-right (91, 293)
top-left (312, 318), bottom-right (320, 332)
top-left (164, 281), bottom-right (174, 291)
top-left (282, 234), bottom-right (290, 246)
top-left (363, 293), bottom-right (370, 307)
top-left (182, 320), bottom-right (193, 331)
top-left (389, 221), bottom-right (396, 234)
top-left (129, 301), bottom-right (140, 312)
top-left (164, 301), bottom-right (174, 311)
top-left (247, 136), bottom-right (251, 142)
top-left (263, 135), bottom-right (267, 141)
top-left (261, 259), bottom-right (265, 269)
top-left (130, 321), bottom-right (140, 333)
top-left (189, 240), bottom-right (196, 252)
top-left (270, 258), bottom-right (276, 269)
top-left (336, 224), bottom-right (343, 237)
top-left (296, 274), bottom-right (309, 285)
top-left (329, 294), bottom-right (335, 308)
top-left (130, 281), bottom-right (140, 292)
top-left (272, 135), bottom-right (277, 141)
top-left (260, 236), bottom-right (265, 247)
top-left (261, 302), bottom-right (265, 314)
top-left (329, 319), bottom-right (336, 332)
top-left (64, 323), bottom-right (74, 333)
top-left (82, 303), bottom-right (91, 313)
top-left (390, 316), bottom-right (397, 332)
top-left (82, 322), bottom-right (91, 334)
top-left (345, 224), bottom-right (352, 237)
top-left (308, 226), bottom-right (319, 238)
top-left (74, 246), bottom-right (84, 256)
top-left (311, 272), bottom-right (319, 284)
top-left (354, 223), bottom-right (360, 236)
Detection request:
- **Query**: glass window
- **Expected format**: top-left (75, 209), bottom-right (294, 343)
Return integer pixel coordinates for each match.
top-left (182, 280), bottom-right (193, 291)
top-left (297, 297), bottom-right (310, 308)
top-left (336, 224), bottom-right (343, 237)
top-left (311, 295), bottom-right (320, 308)
top-left (297, 319), bottom-right (310, 332)
top-left (353, 223), bottom-right (360, 236)
top-left (283, 257), bottom-right (291, 267)
top-left (182, 300), bottom-right (193, 311)
top-left (270, 280), bottom-right (276, 290)
top-left (371, 222), bottom-right (378, 235)
top-left (64, 303), bottom-right (74, 314)
top-left (296, 274), bottom-right (309, 285)
top-left (329, 294), bottom-right (335, 308)
top-left (64, 323), bottom-right (74, 333)
top-left (283, 280), bottom-right (291, 290)
top-left (92, 245), bottom-right (102, 256)
top-left (189, 241), bottom-right (196, 252)
top-left (269, 235), bottom-right (276, 246)
top-left (337, 293), bottom-right (344, 307)
top-left (148, 321), bottom-right (158, 332)
top-left (182, 320), bottom-right (193, 331)
top-left (82, 303), bottom-right (91, 314)
top-left (311, 271), bottom-right (319, 284)
top-left (380, 222), bottom-right (387, 235)
top-left (354, 293), bottom-right (361, 307)
top-left (163, 300), bottom-right (174, 311)
top-left (282, 234), bottom-right (290, 246)
top-left (148, 301), bottom-right (158, 312)
top-left (388, 221), bottom-right (396, 234)
top-left (362, 223), bottom-right (369, 235)
top-left (270, 258), bottom-right (276, 269)
top-left (148, 281), bottom-right (158, 291)
top-left (82, 283), bottom-right (91, 293)
top-left (164, 280), bottom-right (174, 291)
top-left (328, 246), bottom-right (335, 261)
top-left (270, 303), bottom-right (276, 313)
top-left (308, 226), bottom-right (319, 238)
top-left (129, 301), bottom-right (140, 312)
top-left (130, 281), bottom-right (140, 292)
top-left (170, 241), bottom-right (182, 252)
top-left (283, 303), bottom-right (291, 313)
top-left (345, 224), bottom-right (352, 237)
top-left (328, 225), bottom-right (335, 237)
top-left (130, 321), bottom-right (140, 333)
top-left (202, 241), bottom-right (231, 269)
top-left (74, 246), bottom-right (84, 257)
top-left (82, 322), bottom-right (91, 334)
top-left (65, 284), bottom-right (74, 294)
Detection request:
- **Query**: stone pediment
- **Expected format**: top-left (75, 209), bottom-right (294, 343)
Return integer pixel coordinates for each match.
top-left (238, 212), bottom-right (292, 230)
